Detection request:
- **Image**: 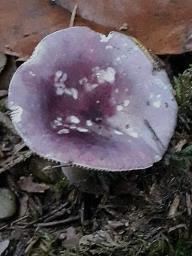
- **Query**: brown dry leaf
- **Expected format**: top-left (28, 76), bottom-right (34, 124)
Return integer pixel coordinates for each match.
top-left (0, 0), bottom-right (108, 60)
top-left (60, 0), bottom-right (192, 54)
top-left (18, 176), bottom-right (49, 193)
top-left (61, 226), bottom-right (80, 248)
top-left (1, 1), bottom-right (191, 58)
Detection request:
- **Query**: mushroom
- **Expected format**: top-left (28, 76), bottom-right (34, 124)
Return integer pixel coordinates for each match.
top-left (8, 27), bottom-right (177, 192)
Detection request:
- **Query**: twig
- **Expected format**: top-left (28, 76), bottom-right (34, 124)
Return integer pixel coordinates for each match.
top-left (168, 224), bottom-right (187, 233)
top-left (69, 4), bottom-right (78, 27)
top-left (10, 215), bottom-right (28, 226)
top-left (44, 207), bottom-right (69, 222)
top-left (35, 215), bottom-right (80, 228)
top-left (168, 194), bottom-right (180, 219)
top-left (186, 193), bottom-right (192, 216)
top-left (0, 215), bottom-right (28, 231)
top-left (144, 119), bottom-right (165, 149)
top-left (42, 202), bottom-right (69, 221)
top-left (0, 150), bottom-right (32, 174)
top-left (25, 237), bottom-right (39, 255)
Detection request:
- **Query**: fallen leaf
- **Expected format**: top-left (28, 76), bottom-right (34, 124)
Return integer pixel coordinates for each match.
top-left (60, 0), bottom-right (192, 54)
top-left (0, 240), bottom-right (10, 255)
top-left (61, 227), bottom-right (80, 248)
top-left (0, 0), bottom-right (108, 60)
top-left (18, 176), bottom-right (50, 193)
top-left (2, 1), bottom-right (191, 58)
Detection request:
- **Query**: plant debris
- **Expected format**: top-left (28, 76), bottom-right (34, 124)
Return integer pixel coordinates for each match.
top-left (18, 176), bottom-right (50, 193)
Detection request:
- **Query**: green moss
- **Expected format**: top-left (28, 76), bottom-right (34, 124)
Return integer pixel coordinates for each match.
top-left (173, 65), bottom-right (192, 133)
top-left (175, 240), bottom-right (192, 256)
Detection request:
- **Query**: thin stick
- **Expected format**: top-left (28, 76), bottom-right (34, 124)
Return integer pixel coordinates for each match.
top-left (35, 215), bottom-right (80, 228)
top-left (69, 4), bottom-right (78, 27)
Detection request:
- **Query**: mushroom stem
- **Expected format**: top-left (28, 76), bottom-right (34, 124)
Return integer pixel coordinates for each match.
top-left (62, 166), bottom-right (110, 194)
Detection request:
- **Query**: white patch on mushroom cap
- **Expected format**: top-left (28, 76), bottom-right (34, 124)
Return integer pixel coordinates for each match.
top-left (77, 127), bottom-right (89, 133)
top-left (79, 77), bottom-right (99, 91)
top-left (152, 99), bottom-right (162, 108)
top-left (64, 88), bottom-right (78, 100)
top-left (56, 117), bottom-right (63, 122)
top-left (54, 71), bottom-right (68, 95)
top-left (10, 105), bottom-right (23, 123)
top-left (117, 105), bottom-right (124, 111)
top-left (55, 71), bottom-right (67, 82)
top-left (29, 71), bottom-right (36, 77)
top-left (150, 94), bottom-right (162, 108)
top-left (114, 130), bottom-right (123, 135)
top-left (55, 70), bottom-right (63, 81)
top-left (86, 120), bottom-right (93, 127)
top-left (57, 128), bottom-right (70, 134)
top-left (93, 67), bottom-right (116, 84)
top-left (51, 118), bottom-right (63, 129)
top-left (69, 125), bottom-right (77, 130)
top-left (54, 71), bottom-right (77, 98)
top-left (100, 33), bottom-right (113, 42)
top-left (123, 100), bottom-right (130, 107)
top-left (126, 127), bottom-right (139, 138)
top-left (105, 45), bottom-right (113, 50)
top-left (85, 83), bottom-right (99, 91)
top-left (55, 83), bottom-right (65, 95)
top-left (67, 115), bottom-right (80, 124)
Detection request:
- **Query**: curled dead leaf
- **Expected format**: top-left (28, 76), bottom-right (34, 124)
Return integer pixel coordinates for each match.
top-left (0, 0), bottom-right (108, 59)
top-left (60, 0), bottom-right (192, 54)
top-left (18, 176), bottom-right (49, 193)
top-left (1, 1), bottom-right (192, 58)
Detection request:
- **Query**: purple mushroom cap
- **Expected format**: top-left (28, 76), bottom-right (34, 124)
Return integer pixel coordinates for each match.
top-left (8, 27), bottom-right (177, 171)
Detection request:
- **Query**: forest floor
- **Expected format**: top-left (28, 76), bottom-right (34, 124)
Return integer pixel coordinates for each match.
top-left (0, 53), bottom-right (192, 256)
